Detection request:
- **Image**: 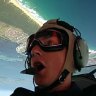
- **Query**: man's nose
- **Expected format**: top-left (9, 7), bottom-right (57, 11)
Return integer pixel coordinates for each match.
top-left (31, 45), bottom-right (42, 57)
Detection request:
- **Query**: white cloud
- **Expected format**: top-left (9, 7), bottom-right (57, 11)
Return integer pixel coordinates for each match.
top-left (87, 49), bottom-right (96, 66)
top-left (89, 49), bottom-right (96, 54)
top-left (0, 54), bottom-right (22, 62)
top-left (89, 49), bottom-right (96, 59)
top-left (0, 21), bottom-right (29, 54)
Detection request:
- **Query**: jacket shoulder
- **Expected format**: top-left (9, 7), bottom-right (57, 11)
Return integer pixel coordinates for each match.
top-left (10, 87), bottom-right (34, 96)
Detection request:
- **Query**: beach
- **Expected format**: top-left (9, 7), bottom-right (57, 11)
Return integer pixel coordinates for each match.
top-left (10, 0), bottom-right (45, 26)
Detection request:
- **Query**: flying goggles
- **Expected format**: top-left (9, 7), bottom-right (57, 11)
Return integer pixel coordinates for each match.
top-left (26, 28), bottom-right (69, 54)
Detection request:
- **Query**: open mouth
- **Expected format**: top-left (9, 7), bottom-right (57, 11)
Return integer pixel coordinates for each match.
top-left (34, 62), bottom-right (45, 72)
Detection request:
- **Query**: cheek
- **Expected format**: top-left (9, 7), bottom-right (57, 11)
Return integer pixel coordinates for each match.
top-left (45, 50), bottom-right (66, 73)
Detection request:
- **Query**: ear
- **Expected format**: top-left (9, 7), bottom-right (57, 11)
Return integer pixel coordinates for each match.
top-left (74, 36), bottom-right (89, 71)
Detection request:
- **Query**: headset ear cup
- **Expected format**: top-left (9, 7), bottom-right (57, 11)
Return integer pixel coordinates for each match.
top-left (74, 36), bottom-right (89, 71)
top-left (74, 37), bottom-right (81, 71)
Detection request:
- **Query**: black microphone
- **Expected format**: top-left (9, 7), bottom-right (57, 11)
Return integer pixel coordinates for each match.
top-left (21, 62), bottom-right (45, 75)
top-left (20, 67), bottom-right (36, 75)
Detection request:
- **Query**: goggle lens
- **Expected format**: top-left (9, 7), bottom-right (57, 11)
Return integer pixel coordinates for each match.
top-left (35, 29), bottom-right (62, 46)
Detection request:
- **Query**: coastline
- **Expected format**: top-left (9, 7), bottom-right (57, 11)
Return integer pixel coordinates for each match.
top-left (10, 0), bottom-right (45, 26)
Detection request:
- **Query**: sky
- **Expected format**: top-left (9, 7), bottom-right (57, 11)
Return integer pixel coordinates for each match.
top-left (0, 0), bottom-right (96, 95)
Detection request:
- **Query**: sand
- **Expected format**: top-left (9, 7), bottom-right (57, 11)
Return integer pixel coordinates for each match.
top-left (10, 0), bottom-right (44, 26)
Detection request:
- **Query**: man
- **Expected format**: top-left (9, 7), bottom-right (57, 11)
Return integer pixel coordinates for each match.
top-left (11, 19), bottom-right (89, 96)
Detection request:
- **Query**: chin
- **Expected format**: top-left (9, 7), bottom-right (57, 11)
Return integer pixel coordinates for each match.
top-left (35, 79), bottom-right (50, 87)
top-left (34, 75), bottom-right (53, 87)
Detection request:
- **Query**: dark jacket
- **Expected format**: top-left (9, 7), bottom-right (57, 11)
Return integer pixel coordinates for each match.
top-left (10, 82), bottom-right (82, 96)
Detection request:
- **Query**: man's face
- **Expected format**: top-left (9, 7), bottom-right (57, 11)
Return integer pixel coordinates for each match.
top-left (30, 30), bottom-right (67, 87)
